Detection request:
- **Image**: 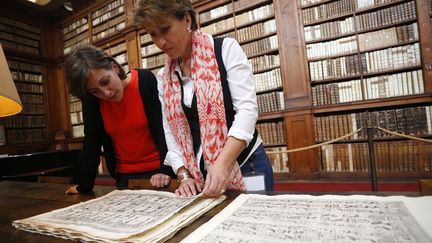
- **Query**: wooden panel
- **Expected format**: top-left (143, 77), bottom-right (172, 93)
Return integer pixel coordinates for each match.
top-left (274, 0), bottom-right (312, 108)
top-left (44, 66), bottom-right (70, 140)
top-left (284, 113), bottom-right (319, 174)
top-left (126, 31), bottom-right (140, 70)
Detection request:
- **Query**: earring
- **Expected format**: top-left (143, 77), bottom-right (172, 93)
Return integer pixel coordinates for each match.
top-left (187, 26), bottom-right (192, 33)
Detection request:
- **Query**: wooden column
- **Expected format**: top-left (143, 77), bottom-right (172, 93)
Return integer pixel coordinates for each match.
top-left (125, 30), bottom-right (140, 69)
top-left (416, 0), bottom-right (432, 93)
top-left (274, 0), bottom-right (319, 178)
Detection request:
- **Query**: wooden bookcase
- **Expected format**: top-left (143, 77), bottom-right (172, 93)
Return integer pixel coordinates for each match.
top-left (297, 0), bottom-right (432, 179)
top-left (1, 0), bottom-right (431, 181)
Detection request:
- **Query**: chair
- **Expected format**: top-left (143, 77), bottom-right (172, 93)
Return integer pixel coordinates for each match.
top-left (38, 176), bottom-right (73, 184)
top-left (419, 179), bottom-right (432, 195)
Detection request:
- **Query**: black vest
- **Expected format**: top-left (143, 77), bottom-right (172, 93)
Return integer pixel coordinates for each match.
top-left (180, 37), bottom-right (258, 168)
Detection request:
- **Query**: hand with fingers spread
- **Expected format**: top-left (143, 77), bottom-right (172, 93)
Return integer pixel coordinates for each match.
top-left (150, 173), bottom-right (171, 188)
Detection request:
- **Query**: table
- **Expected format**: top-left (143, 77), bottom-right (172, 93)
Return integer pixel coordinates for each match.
top-left (0, 181), bottom-right (424, 242)
top-left (0, 180), bottom-right (239, 243)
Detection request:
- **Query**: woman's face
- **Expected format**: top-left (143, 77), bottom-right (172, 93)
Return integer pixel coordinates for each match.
top-left (86, 66), bottom-right (124, 102)
top-left (146, 14), bottom-right (191, 59)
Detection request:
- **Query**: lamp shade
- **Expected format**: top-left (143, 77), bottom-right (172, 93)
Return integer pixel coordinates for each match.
top-left (0, 44), bottom-right (22, 117)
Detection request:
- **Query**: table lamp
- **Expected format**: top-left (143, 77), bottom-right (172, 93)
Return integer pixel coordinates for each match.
top-left (0, 44), bottom-right (22, 117)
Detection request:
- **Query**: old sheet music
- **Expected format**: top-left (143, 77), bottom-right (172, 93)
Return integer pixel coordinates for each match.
top-left (182, 194), bottom-right (432, 243)
top-left (13, 189), bottom-right (225, 243)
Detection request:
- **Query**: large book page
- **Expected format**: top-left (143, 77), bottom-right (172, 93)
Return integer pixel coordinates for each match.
top-left (182, 194), bottom-right (432, 243)
top-left (13, 189), bottom-right (225, 243)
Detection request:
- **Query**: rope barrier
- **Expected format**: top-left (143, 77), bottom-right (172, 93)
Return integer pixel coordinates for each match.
top-left (266, 128), bottom-right (363, 154)
top-left (265, 127), bottom-right (432, 155)
top-left (376, 127), bottom-right (432, 143)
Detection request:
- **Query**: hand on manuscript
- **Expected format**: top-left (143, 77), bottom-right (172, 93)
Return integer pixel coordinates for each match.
top-left (150, 173), bottom-right (171, 188)
top-left (65, 185), bottom-right (79, 195)
top-left (203, 162), bottom-right (229, 198)
top-left (175, 178), bottom-right (202, 197)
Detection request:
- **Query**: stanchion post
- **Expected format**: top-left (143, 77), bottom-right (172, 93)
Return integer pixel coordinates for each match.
top-left (366, 112), bottom-right (378, 191)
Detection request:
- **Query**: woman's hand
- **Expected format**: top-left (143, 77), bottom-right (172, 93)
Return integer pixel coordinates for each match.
top-left (65, 185), bottom-right (79, 194)
top-left (203, 162), bottom-right (230, 197)
top-left (175, 178), bottom-right (202, 197)
top-left (150, 173), bottom-right (171, 188)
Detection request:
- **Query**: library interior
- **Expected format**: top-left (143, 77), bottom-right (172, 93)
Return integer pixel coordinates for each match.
top-left (1, 0), bottom-right (432, 241)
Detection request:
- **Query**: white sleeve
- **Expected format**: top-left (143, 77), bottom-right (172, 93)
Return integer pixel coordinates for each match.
top-left (156, 68), bottom-right (185, 174)
top-left (221, 37), bottom-right (258, 146)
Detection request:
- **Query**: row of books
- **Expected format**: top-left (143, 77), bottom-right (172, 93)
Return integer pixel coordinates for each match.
top-left (10, 71), bottom-right (43, 83)
top-left (0, 16), bottom-right (39, 34)
top-left (113, 53), bottom-right (127, 65)
top-left (70, 111), bottom-right (83, 125)
top-left (201, 4), bottom-right (274, 36)
top-left (64, 36), bottom-right (90, 55)
top-left (64, 31), bottom-right (89, 52)
top-left (199, 0), bottom-right (269, 23)
top-left (356, 1), bottom-right (415, 32)
top-left (72, 124), bottom-right (84, 138)
top-left (141, 43), bottom-right (161, 57)
top-left (266, 146), bottom-right (289, 173)
top-left (92, 2), bottom-right (124, 26)
top-left (21, 104), bottom-right (45, 115)
top-left (93, 14), bottom-right (125, 36)
top-left (0, 32), bottom-right (39, 48)
top-left (304, 17), bottom-right (354, 42)
top-left (20, 93), bottom-right (43, 104)
top-left (93, 21), bottom-right (126, 41)
top-left (141, 53), bottom-right (166, 69)
top-left (312, 70), bottom-right (424, 106)
top-left (15, 83), bottom-right (43, 94)
top-left (69, 100), bottom-right (82, 113)
top-left (6, 128), bottom-right (46, 144)
top-left (357, 23), bottom-right (418, 52)
top-left (320, 140), bottom-right (432, 173)
top-left (256, 121), bottom-right (285, 145)
top-left (363, 70), bottom-right (424, 99)
top-left (255, 68), bottom-right (282, 93)
top-left (306, 23), bottom-right (418, 59)
top-left (302, 0), bottom-right (354, 24)
top-left (104, 42), bottom-right (126, 56)
top-left (1, 40), bottom-right (39, 55)
top-left (0, 115), bottom-right (46, 129)
top-left (249, 54), bottom-right (280, 73)
top-left (63, 17), bottom-right (88, 35)
top-left (241, 35), bottom-right (278, 58)
top-left (257, 91), bottom-right (284, 114)
top-left (236, 19), bottom-right (276, 44)
top-left (0, 23), bottom-right (39, 41)
top-left (314, 105), bottom-right (432, 141)
top-left (309, 43), bottom-right (420, 81)
top-left (7, 60), bottom-right (42, 73)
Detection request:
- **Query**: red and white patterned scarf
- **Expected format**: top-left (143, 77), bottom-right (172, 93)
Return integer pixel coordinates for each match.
top-left (162, 31), bottom-right (245, 191)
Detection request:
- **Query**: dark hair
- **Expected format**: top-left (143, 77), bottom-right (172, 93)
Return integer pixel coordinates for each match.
top-left (134, 0), bottom-right (197, 31)
top-left (64, 45), bottom-right (126, 100)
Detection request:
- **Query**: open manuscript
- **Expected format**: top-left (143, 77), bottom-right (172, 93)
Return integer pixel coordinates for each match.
top-left (13, 189), bottom-right (225, 242)
top-left (182, 194), bottom-right (432, 243)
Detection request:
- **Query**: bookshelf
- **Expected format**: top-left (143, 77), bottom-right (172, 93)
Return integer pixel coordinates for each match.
top-left (0, 16), bottom-right (40, 55)
top-left (0, 59), bottom-right (47, 145)
top-left (299, 0), bottom-right (432, 178)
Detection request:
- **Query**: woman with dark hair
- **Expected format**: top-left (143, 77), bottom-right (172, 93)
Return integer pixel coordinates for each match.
top-left (135, 0), bottom-right (274, 197)
top-left (64, 45), bottom-right (174, 194)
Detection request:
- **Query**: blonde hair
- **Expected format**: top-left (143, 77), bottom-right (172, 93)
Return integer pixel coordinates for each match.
top-left (134, 0), bottom-right (197, 31)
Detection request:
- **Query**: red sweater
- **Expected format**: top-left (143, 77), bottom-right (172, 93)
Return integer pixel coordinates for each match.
top-left (100, 70), bottom-right (160, 173)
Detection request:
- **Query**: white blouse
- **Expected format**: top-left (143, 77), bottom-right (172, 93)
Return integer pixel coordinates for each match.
top-left (157, 33), bottom-right (262, 174)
